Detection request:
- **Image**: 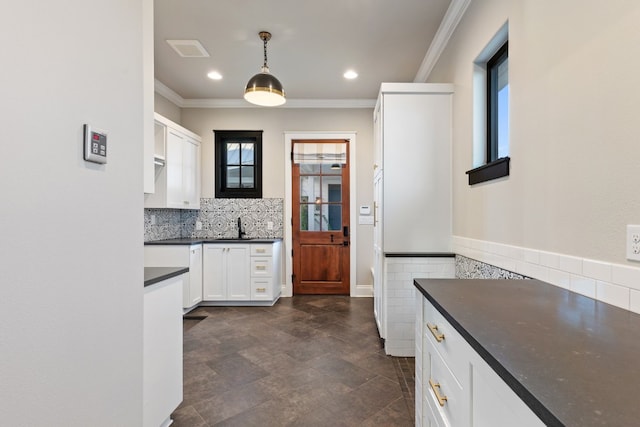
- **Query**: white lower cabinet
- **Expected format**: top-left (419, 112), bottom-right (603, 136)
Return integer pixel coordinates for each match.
top-left (144, 244), bottom-right (202, 309)
top-left (203, 244), bottom-right (250, 300)
top-left (143, 274), bottom-right (183, 427)
top-left (416, 293), bottom-right (545, 427)
top-left (203, 241), bottom-right (282, 305)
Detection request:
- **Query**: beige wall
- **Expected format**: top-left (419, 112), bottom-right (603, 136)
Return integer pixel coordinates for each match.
top-left (181, 107), bottom-right (375, 287)
top-left (154, 93), bottom-right (182, 123)
top-left (429, 0), bottom-right (640, 265)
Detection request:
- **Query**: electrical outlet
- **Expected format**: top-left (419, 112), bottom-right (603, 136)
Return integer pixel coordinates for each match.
top-left (626, 225), bottom-right (640, 261)
top-left (196, 221), bottom-right (202, 231)
top-left (150, 214), bottom-right (156, 225)
top-left (267, 221), bottom-right (274, 230)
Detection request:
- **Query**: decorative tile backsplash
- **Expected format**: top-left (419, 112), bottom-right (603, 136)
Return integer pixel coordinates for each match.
top-left (455, 255), bottom-right (527, 280)
top-left (144, 198), bottom-right (284, 242)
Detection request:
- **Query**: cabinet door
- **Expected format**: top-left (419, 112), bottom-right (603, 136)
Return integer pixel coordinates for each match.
top-left (202, 245), bottom-right (226, 300)
top-left (373, 101), bottom-right (383, 173)
top-left (189, 245), bottom-right (203, 306)
top-left (166, 130), bottom-right (184, 208)
top-left (182, 137), bottom-right (199, 208)
top-left (226, 246), bottom-right (250, 300)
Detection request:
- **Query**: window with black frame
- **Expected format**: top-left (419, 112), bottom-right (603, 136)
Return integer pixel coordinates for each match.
top-left (466, 40), bottom-right (510, 185)
top-left (214, 130), bottom-right (262, 198)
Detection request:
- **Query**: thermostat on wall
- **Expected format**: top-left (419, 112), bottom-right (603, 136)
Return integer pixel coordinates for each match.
top-left (84, 124), bottom-right (108, 164)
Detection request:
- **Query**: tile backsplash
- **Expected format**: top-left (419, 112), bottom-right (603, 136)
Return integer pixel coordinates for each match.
top-left (455, 255), bottom-right (526, 280)
top-left (144, 198), bottom-right (284, 242)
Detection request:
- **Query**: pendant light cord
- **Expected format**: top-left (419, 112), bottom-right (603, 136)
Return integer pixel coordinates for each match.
top-left (263, 37), bottom-right (268, 69)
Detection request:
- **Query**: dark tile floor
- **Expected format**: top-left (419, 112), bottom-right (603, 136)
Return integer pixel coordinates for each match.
top-left (173, 296), bottom-right (415, 426)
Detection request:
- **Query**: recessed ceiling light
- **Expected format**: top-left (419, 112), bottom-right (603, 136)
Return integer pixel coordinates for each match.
top-left (207, 71), bottom-right (222, 80)
top-left (343, 70), bottom-right (358, 80)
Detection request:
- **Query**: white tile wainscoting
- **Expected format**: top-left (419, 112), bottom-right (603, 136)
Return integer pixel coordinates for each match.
top-left (453, 236), bottom-right (640, 314)
top-left (383, 256), bottom-right (456, 356)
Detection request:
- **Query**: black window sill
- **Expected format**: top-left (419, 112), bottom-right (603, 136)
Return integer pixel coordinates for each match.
top-left (465, 157), bottom-right (510, 185)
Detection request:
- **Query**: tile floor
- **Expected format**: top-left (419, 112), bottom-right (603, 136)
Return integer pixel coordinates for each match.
top-left (173, 295), bottom-right (415, 426)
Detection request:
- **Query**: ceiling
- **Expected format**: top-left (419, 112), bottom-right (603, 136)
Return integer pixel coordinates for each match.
top-left (154, 0), bottom-right (455, 106)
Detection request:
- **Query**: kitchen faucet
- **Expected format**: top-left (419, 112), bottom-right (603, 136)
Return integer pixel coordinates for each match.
top-left (237, 217), bottom-right (246, 239)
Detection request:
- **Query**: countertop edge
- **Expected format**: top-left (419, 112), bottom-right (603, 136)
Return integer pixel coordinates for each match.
top-left (414, 279), bottom-right (563, 427)
top-left (145, 238), bottom-right (283, 245)
top-left (144, 267), bottom-right (189, 287)
top-left (385, 252), bottom-right (455, 258)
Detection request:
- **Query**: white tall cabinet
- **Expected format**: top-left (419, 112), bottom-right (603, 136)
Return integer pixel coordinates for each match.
top-left (373, 83), bottom-right (454, 356)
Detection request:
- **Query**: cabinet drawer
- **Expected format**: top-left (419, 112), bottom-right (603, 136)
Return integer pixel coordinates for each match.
top-left (251, 278), bottom-right (272, 301)
top-left (250, 258), bottom-right (272, 277)
top-left (250, 245), bottom-right (272, 256)
top-left (423, 299), bottom-right (470, 387)
top-left (423, 347), bottom-right (467, 427)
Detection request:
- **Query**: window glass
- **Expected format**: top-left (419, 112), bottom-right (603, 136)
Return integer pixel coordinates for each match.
top-left (488, 42), bottom-right (509, 162)
top-left (496, 56), bottom-right (509, 158)
top-left (241, 143), bottom-right (254, 165)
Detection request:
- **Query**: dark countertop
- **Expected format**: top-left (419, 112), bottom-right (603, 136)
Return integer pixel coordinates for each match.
top-left (145, 237), bottom-right (282, 245)
top-left (414, 278), bottom-right (640, 427)
top-left (144, 266), bottom-right (189, 287)
top-left (384, 252), bottom-right (455, 258)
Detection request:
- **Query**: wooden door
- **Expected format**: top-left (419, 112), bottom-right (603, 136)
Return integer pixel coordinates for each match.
top-left (292, 139), bottom-right (350, 294)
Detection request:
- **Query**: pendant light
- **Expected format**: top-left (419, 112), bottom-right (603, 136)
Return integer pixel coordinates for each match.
top-left (244, 31), bottom-right (286, 106)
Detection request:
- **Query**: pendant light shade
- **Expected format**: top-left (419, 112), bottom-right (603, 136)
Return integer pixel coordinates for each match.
top-left (244, 31), bottom-right (286, 107)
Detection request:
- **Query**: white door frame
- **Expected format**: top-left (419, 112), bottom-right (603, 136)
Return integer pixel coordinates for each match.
top-left (283, 131), bottom-right (357, 297)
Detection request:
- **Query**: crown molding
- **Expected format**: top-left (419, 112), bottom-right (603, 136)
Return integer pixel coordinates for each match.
top-left (182, 98), bottom-right (376, 109)
top-left (155, 79), bottom-right (374, 109)
top-left (414, 0), bottom-right (471, 82)
top-left (154, 79), bottom-right (185, 107)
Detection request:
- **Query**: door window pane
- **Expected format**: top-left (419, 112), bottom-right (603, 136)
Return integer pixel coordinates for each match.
top-left (300, 176), bottom-right (321, 203)
top-left (300, 164), bottom-right (320, 174)
top-left (322, 164), bottom-right (342, 175)
top-left (300, 204), bottom-right (321, 231)
top-left (323, 178), bottom-right (342, 203)
top-left (323, 204), bottom-right (342, 231)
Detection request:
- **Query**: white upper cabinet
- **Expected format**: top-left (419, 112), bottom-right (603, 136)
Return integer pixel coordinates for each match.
top-left (144, 113), bottom-right (201, 209)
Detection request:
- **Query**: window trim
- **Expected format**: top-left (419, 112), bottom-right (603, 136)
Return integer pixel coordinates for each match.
top-left (467, 36), bottom-right (509, 186)
top-left (486, 41), bottom-right (508, 163)
top-left (465, 157), bottom-right (510, 185)
top-left (214, 130), bottom-right (263, 198)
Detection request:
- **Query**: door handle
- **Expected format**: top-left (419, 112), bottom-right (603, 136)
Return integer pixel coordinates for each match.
top-left (343, 226), bottom-right (349, 237)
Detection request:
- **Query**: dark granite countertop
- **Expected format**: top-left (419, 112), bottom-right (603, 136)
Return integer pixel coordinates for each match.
top-left (414, 278), bottom-right (640, 426)
top-left (144, 266), bottom-right (189, 287)
top-left (384, 252), bottom-right (455, 258)
top-left (145, 237), bottom-right (282, 245)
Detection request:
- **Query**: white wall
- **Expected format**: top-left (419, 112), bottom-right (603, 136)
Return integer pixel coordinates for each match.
top-left (181, 107), bottom-right (374, 288)
top-left (429, 0), bottom-right (640, 266)
top-left (0, 1), bottom-right (145, 425)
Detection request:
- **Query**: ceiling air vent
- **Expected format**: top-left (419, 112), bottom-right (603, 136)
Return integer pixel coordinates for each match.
top-left (166, 40), bottom-right (210, 58)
